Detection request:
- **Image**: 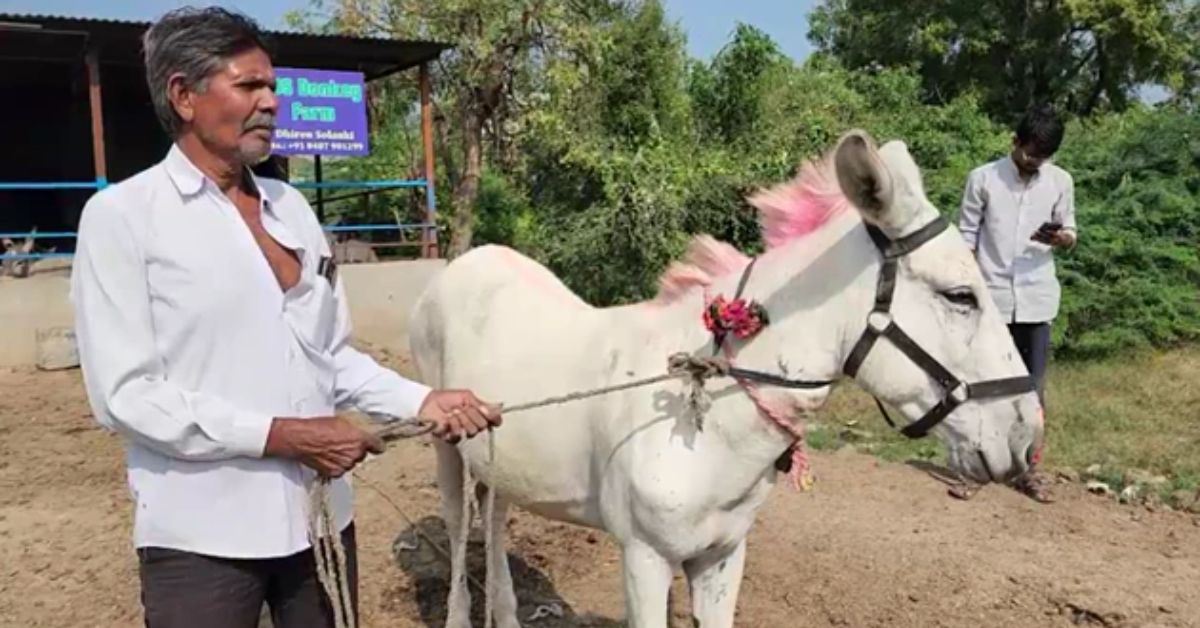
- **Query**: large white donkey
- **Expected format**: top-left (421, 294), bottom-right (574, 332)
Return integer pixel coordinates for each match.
top-left (408, 130), bottom-right (1045, 628)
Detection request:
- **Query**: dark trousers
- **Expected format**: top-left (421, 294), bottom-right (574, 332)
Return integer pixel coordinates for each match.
top-left (138, 523), bottom-right (358, 628)
top-left (1008, 322), bottom-right (1051, 408)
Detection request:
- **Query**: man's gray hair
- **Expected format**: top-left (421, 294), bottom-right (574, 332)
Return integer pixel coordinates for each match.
top-left (142, 6), bottom-right (273, 137)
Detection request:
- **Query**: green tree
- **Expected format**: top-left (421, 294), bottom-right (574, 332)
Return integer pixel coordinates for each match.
top-left (1176, 4), bottom-right (1200, 107)
top-left (808, 0), bottom-right (1200, 121)
top-left (689, 23), bottom-right (792, 146)
top-left (288, 0), bottom-right (603, 257)
top-left (591, 0), bottom-right (692, 142)
top-left (514, 0), bottom-right (703, 303)
top-left (522, 18), bottom-right (1010, 304)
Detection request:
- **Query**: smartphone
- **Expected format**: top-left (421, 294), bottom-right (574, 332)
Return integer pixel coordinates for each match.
top-left (1038, 222), bottom-right (1063, 233)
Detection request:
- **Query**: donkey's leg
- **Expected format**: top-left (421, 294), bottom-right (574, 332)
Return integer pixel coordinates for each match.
top-left (435, 440), bottom-right (473, 628)
top-left (682, 539), bottom-right (747, 628)
top-left (478, 485), bottom-right (521, 628)
top-left (621, 541), bottom-right (674, 628)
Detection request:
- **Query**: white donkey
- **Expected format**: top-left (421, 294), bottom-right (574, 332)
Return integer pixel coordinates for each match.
top-left (408, 130), bottom-right (1045, 628)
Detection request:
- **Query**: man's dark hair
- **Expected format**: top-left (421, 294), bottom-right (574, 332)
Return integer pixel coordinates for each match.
top-left (142, 6), bottom-right (274, 137)
top-left (1014, 104), bottom-right (1065, 157)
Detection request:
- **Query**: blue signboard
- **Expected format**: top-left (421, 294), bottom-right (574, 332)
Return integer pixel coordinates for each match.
top-left (271, 67), bottom-right (369, 156)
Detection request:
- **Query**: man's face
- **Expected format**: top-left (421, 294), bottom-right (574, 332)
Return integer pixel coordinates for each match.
top-left (1011, 138), bottom-right (1051, 176)
top-left (175, 47), bottom-right (278, 165)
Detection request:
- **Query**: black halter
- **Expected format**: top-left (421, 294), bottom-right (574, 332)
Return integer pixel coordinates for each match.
top-left (840, 216), bottom-right (1036, 438)
top-left (704, 214), bottom-right (1035, 451)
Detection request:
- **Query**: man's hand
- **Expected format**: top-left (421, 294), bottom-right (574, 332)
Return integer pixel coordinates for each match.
top-left (1031, 227), bottom-right (1075, 248)
top-left (418, 389), bottom-right (503, 443)
top-left (264, 417), bottom-right (384, 478)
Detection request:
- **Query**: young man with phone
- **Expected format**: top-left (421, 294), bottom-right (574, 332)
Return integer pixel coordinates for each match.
top-left (957, 105), bottom-right (1077, 503)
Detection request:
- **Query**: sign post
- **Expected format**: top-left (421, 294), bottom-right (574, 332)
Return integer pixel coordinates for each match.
top-left (271, 67), bottom-right (369, 157)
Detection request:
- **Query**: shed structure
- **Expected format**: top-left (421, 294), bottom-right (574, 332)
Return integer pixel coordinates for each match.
top-left (0, 12), bottom-right (449, 261)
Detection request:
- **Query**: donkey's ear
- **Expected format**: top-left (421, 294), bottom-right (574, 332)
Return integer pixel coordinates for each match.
top-left (834, 130), bottom-right (894, 224)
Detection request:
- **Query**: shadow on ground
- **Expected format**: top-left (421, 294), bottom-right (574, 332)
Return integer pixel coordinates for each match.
top-left (389, 515), bottom-right (624, 627)
top-left (904, 459), bottom-right (960, 483)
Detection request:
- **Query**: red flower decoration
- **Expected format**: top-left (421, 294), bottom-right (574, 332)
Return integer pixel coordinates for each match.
top-left (704, 295), bottom-right (769, 340)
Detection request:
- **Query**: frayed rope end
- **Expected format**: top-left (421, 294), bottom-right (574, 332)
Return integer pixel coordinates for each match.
top-left (786, 445), bottom-right (815, 492)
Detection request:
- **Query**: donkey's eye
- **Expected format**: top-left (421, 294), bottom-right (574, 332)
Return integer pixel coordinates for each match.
top-left (941, 288), bottom-right (978, 309)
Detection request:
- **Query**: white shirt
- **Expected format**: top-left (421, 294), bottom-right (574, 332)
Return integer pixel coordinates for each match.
top-left (957, 156), bottom-right (1077, 323)
top-left (69, 144), bottom-right (431, 559)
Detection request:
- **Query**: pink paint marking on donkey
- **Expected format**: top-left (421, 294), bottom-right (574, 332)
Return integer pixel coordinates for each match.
top-left (496, 246), bottom-right (588, 307)
top-left (654, 235), bottom-right (751, 304)
top-left (651, 151), bottom-right (851, 305)
top-left (750, 154), bottom-right (851, 251)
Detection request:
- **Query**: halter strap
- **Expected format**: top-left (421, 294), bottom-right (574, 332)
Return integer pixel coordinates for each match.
top-left (845, 215), bottom-right (1035, 439)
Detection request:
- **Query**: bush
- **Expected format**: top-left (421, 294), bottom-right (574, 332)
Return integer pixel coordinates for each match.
top-left (1051, 107), bottom-right (1200, 359)
top-left (519, 58), bottom-right (1012, 306)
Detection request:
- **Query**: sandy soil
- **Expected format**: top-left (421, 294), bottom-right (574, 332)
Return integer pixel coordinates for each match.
top-left (2, 359), bottom-right (1198, 628)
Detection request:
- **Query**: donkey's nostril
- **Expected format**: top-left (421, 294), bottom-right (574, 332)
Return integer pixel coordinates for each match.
top-left (1005, 444), bottom-right (1034, 482)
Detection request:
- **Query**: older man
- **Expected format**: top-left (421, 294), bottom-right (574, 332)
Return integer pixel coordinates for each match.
top-left (958, 105), bottom-right (1077, 503)
top-left (69, 7), bottom-right (499, 627)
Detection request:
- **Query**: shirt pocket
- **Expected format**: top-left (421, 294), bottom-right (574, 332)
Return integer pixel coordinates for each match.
top-left (286, 273), bottom-right (339, 356)
top-left (283, 273), bottom-right (339, 409)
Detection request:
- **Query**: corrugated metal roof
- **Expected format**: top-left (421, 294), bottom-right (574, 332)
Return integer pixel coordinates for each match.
top-left (0, 11), bottom-right (452, 78)
top-left (0, 11), bottom-right (446, 45)
top-left (0, 11), bottom-right (181, 27)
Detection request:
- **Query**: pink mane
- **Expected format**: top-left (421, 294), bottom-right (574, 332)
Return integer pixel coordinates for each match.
top-left (651, 151), bottom-right (850, 304)
top-left (654, 235), bottom-right (751, 304)
top-left (749, 153), bottom-right (850, 250)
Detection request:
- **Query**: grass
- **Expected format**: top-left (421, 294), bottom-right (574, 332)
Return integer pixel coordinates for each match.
top-left (806, 345), bottom-right (1200, 508)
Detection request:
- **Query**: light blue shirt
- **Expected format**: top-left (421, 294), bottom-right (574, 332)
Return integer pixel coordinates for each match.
top-left (957, 156), bottom-right (1077, 324)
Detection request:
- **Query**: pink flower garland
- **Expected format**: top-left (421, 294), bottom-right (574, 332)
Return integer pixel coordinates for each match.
top-left (702, 291), bottom-right (814, 492)
top-left (703, 295), bottom-right (770, 340)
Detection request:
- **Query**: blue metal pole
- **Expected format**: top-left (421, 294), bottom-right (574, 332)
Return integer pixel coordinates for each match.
top-left (0, 232), bottom-right (78, 239)
top-left (0, 182), bottom-right (105, 190)
top-left (0, 252), bottom-right (75, 261)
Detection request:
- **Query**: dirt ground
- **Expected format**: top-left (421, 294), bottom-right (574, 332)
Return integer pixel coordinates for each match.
top-left (2, 358), bottom-right (1199, 628)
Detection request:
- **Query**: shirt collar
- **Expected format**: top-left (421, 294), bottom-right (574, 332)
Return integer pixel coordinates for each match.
top-left (164, 143), bottom-right (206, 196)
top-left (163, 143), bottom-right (275, 214)
top-left (1003, 154), bottom-right (1044, 182)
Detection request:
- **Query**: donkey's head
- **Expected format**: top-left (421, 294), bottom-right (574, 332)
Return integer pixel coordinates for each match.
top-left (832, 130), bottom-right (1043, 485)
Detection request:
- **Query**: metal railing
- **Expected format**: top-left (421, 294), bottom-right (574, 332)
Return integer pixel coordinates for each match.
top-left (0, 181), bottom-right (108, 190)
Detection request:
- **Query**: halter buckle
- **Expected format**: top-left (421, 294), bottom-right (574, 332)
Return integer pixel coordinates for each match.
top-left (866, 311), bottom-right (892, 333)
top-left (950, 382), bottom-right (969, 404)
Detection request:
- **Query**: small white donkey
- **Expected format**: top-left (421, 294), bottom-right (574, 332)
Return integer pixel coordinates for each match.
top-left (408, 130), bottom-right (1044, 628)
